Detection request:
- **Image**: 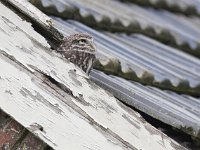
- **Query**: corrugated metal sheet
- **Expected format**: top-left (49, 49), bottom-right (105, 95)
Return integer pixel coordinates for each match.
top-left (53, 18), bottom-right (200, 96)
top-left (120, 0), bottom-right (200, 16)
top-left (90, 69), bottom-right (200, 139)
top-left (31, 0), bottom-right (200, 57)
top-left (2, 0), bottom-right (199, 149)
top-left (2, 1), bottom-right (188, 150)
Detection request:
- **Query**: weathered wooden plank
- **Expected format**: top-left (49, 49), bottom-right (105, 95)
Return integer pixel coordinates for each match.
top-left (90, 70), bottom-right (200, 139)
top-left (7, 0), bottom-right (52, 27)
top-left (0, 1), bottom-right (186, 150)
top-left (5, 0), bottom-right (63, 47)
top-left (0, 54), bottom-right (129, 150)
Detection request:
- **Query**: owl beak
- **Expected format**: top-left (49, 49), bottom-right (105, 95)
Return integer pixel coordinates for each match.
top-left (90, 42), bottom-right (96, 51)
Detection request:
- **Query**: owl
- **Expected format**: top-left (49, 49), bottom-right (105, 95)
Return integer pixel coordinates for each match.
top-left (57, 33), bottom-right (96, 74)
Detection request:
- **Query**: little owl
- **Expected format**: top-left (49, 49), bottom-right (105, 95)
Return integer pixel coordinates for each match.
top-left (57, 33), bottom-right (96, 74)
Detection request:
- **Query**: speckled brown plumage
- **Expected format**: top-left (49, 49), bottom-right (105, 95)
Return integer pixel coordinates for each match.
top-left (57, 33), bottom-right (96, 74)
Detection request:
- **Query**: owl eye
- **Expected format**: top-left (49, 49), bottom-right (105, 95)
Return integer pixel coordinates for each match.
top-left (79, 39), bottom-right (87, 44)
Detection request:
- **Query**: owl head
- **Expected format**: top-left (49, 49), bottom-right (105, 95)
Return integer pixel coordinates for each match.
top-left (57, 33), bottom-right (96, 74)
top-left (58, 33), bottom-right (96, 53)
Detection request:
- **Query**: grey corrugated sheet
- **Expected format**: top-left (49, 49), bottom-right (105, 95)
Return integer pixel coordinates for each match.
top-left (31, 0), bottom-right (200, 57)
top-left (120, 0), bottom-right (200, 16)
top-left (90, 69), bottom-right (200, 139)
top-left (2, 1), bottom-right (189, 150)
top-left (53, 18), bottom-right (200, 96)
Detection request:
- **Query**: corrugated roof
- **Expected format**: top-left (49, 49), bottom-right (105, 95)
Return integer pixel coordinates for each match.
top-left (90, 69), bottom-right (200, 139)
top-left (31, 0), bottom-right (200, 57)
top-left (53, 18), bottom-right (200, 96)
top-left (1, 1), bottom-right (187, 149)
top-left (120, 0), bottom-right (200, 16)
top-left (51, 16), bottom-right (200, 140)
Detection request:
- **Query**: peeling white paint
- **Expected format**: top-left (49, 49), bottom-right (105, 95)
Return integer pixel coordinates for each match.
top-left (0, 57), bottom-right (126, 150)
top-left (0, 1), bottom-right (186, 150)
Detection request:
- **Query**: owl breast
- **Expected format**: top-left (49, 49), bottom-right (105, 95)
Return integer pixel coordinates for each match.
top-left (57, 33), bottom-right (96, 74)
top-left (63, 50), bottom-right (95, 74)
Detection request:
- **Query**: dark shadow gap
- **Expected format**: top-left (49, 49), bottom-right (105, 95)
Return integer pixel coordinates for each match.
top-left (119, 100), bottom-right (200, 150)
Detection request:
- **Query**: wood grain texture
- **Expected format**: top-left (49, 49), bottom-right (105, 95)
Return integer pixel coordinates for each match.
top-left (0, 1), bottom-right (186, 150)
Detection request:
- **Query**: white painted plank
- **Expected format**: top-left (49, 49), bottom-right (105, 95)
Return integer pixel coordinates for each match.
top-left (6, 0), bottom-right (53, 28)
top-left (0, 54), bottom-right (127, 150)
top-left (6, 0), bottom-right (63, 44)
top-left (0, 1), bottom-right (186, 150)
